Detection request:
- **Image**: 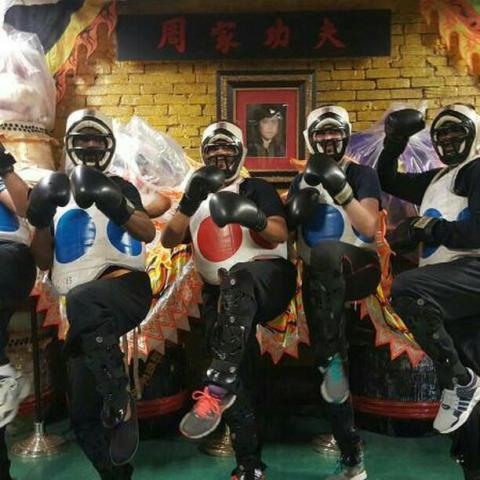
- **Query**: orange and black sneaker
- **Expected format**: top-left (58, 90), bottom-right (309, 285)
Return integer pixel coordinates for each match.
top-left (231, 464), bottom-right (266, 480)
top-left (179, 387), bottom-right (236, 439)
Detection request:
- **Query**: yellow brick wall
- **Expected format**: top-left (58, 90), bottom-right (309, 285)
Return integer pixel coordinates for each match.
top-left (55, 0), bottom-right (480, 161)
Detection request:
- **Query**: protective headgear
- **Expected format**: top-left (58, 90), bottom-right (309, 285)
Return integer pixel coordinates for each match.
top-left (201, 121), bottom-right (246, 182)
top-left (304, 105), bottom-right (351, 162)
top-left (65, 109), bottom-right (116, 171)
top-left (430, 103), bottom-right (480, 166)
top-left (252, 104), bottom-right (283, 123)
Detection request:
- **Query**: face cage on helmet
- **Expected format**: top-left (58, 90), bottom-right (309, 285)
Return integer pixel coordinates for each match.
top-left (66, 131), bottom-right (116, 170)
top-left (431, 115), bottom-right (476, 166)
top-left (308, 125), bottom-right (349, 161)
top-left (202, 139), bottom-right (244, 179)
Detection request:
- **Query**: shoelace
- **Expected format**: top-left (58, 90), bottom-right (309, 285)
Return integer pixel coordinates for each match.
top-left (192, 388), bottom-right (221, 418)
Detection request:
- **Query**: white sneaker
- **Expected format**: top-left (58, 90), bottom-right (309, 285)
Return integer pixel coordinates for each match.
top-left (434, 368), bottom-right (480, 434)
top-left (0, 369), bottom-right (31, 428)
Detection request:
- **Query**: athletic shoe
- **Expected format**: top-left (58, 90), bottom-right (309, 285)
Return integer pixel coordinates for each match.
top-left (434, 368), bottom-right (480, 434)
top-left (179, 387), bottom-right (236, 439)
top-left (0, 369), bottom-right (30, 428)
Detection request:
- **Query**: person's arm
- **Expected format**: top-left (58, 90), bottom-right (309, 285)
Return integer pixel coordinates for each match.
top-left (430, 161), bottom-right (480, 249)
top-left (123, 209), bottom-right (155, 243)
top-left (258, 215), bottom-right (288, 244)
top-left (144, 192), bottom-right (172, 218)
top-left (344, 197), bottom-right (379, 239)
top-left (30, 228), bottom-right (54, 271)
top-left (160, 166), bottom-right (224, 249)
top-left (377, 144), bottom-right (439, 206)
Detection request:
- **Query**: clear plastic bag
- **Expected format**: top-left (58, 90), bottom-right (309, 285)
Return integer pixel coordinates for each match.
top-left (112, 116), bottom-right (190, 191)
top-left (346, 101), bottom-right (442, 228)
top-left (0, 4), bottom-right (56, 129)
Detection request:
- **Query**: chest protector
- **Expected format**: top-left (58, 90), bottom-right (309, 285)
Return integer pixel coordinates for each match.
top-left (52, 198), bottom-right (145, 294)
top-left (419, 165), bottom-right (480, 266)
top-left (296, 162), bottom-right (376, 266)
top-left (0, 202), bottom-right (31, 245)
top-left (189, 179), bottom-right (287, 285)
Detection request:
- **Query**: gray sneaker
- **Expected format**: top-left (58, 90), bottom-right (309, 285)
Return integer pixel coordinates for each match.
top-left (319, 353), bottom-right (350, 404)
top-left (434, 367), bottom-right (480, 434)
top-left (179, 387), bottom-right (236, 439)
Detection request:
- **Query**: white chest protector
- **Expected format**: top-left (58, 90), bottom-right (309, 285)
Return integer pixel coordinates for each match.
top-left (296, 164), bottom-right (376, 266)
top-left (189, 179), bottom-right (287, 285)
top-left (0, 202), bottom-right (31, 246)
top-left (52, 198), bottom-right (145, 295)
top-left (419, 165), bottom-right (480, 266)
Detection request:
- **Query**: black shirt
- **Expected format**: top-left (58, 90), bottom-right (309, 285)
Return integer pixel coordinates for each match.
top-left (288, 162), bottom-right (382, 206)
top-left (377, 144), bottom-right (480, 249)
top-left (239, 177), bottom-right (286, 218)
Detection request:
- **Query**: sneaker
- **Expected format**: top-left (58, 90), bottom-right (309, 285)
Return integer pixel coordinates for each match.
top-left (231, 464), bottom-right (266, 480)
top-left (179, 387), bottom-right (236, 439)
top-left (320, 353), bottom-right (350, 404)
top-left (0, 370), bottom-right (31, 428)
top-left (325, 459), bottom-right (367, 480)
top-left (434, 368), bottom-right (480, 434)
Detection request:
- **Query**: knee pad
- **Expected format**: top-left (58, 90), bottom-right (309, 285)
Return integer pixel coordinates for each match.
top-left (392, 296), bottom-right (443, 338)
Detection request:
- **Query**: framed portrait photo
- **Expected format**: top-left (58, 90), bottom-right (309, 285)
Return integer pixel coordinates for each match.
top-left (217, 70), bottom-right (315, 187)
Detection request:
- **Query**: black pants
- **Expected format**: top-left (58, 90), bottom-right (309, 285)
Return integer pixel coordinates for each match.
top-left (65, 271), bottom-right (152, 476)
top-left (391, 256), bottom-right (480, 389)
top-left (0, 241), bottom-right (36, 364)
top-left (202, 258), bottom-right (296, 469)
top-left (302, 241), bottom-right (380, 453)
top-left (0, 241), bottom-right (36, 478)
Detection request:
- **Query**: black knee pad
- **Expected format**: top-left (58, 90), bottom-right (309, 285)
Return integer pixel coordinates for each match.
top-left (206, 268), bottom-right (257, 386)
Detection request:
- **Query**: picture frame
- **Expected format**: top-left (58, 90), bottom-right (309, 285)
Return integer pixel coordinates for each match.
top-left (217, 70), bottom-right (315, 188)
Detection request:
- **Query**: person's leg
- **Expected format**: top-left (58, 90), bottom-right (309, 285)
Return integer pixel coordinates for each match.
top-left (65, 271), bottom-right (151, 468)
top-left (181, 259), bottom-right (296, 479)
top-left (0, 426), bottom-right (11, 480)
top-left (303, 241), bottom-right (380, 480)
top-left (391, 257), bottom-right (480, 434)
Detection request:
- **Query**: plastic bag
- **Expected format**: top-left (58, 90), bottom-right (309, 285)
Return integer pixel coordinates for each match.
top-left (112, 116), bottom-right (190, 191)
top-left (346, 101), bottom-right (442, 228)
top-left (0, 3), bottom-right (56, 129)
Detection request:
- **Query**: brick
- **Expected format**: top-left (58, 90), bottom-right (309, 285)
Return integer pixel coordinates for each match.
top-left (433, 66), bottom-right (458, 77)
top-left (97, 106), bottom-right (134, 117)
top-left (334, 59), bottom-right (353, 70)
top-left (133, 105), bottom-right (168, 116)
top-left (458, 86), bottom-right (480, 96)
top-left (357, 110), bottom-right (383, 121)
top-left (404, 33), bottom-right (423, 46)
top-left (331, 70), bottom-right (365, 80)
top-left (71, 75), bottom-right (95, 86)
top-left (445, 76), bottom-right (477, 86)
top-left (391, 24), bottom-right (403, 35)
top-left (392, 56), bottom-right (427, 68)
top-left (400, 67), bottom-right (434, 77)
top-left (353, 121), bottom-right (375, 131)
top-left (174, 83), bottom-right (207, 94)
top-left (188, 95), bottom-right (216, 104)
top-left (111, 62), bottom-right (144, 73)
top-left (316, 80), bottom-right (342, 91)
top-left (357, 89), bottom-right (391, 100)
top-left (426, 56), bottom-right (448, 66)
top-left (353, 58), bottom-right (372, 69)
top-left (142, 115), bottom-right (179, 126)
top-left (359, 100), bottom-right (392, 111)
top-left (183, 116), bottom-right (212, 127)
top-left (129, 73), bottom-right (196, 84)
top-left (421, 34), bottom-right (439, 48)
top-left (121, 94), bottom-right (154, 106)
top-left (203, 104), bottom-right (217, 116)
top-left (411, 77), bottom-right (445, 87)
top-left (195, 73), bottom-right (217, 83)
top-left (154, 94), bottom-right (189, 104)
top-left (177, 64), bottom-right (194, 74)
top-left (140, 84), bottom-right (174, 94)
top-left (341, 80), bottom-right (376, 90)
top-left (377, 78), bottom-right (410, 89)
top-left (315, 71), bottom-right (332, 81)
top-left (95, 74), bottom-right (129, 85)
top-left (168, 104), bottom-right (202, 116)
top-left (391, 35), bottom-right (405, 46)
top-left (167, 126), bottom-right (201, 139)
top-left (424, 87), bottom-right (459, 98)
top-left (404, 23), bottom-right (429, 34)
top-left (390, 89), bottom-right (423, 99)
top-left (440, 96), bottom-right (475, 107)
top-left (318, 90), bottom-right (356, 101)
top-left (372, 58), bottom-right (392, 68)
top-left (86, 95), bottom-right (120, 106)
top-left (81, 84), bottom-right (141, 95)
top-left (366, 68), bottom-right (400, 79)
top-left (401, 45), bottom-right (430, 55)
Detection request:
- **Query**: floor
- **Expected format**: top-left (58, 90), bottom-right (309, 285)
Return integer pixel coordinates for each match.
top-left (6, 415), bottom-right (464, 480)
